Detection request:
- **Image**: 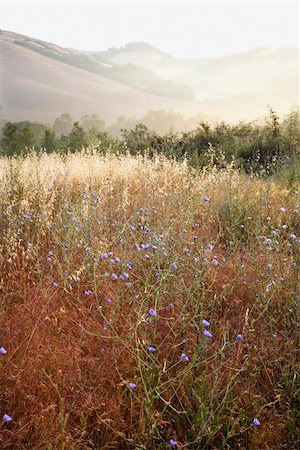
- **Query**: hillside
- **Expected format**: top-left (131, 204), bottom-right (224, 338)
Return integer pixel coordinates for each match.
top-left (0, 30), bottom-right (298, 124)
top-left (99, 43), bottom-right (298, 102)
top-left (0, 38), bottom-right (199, 123)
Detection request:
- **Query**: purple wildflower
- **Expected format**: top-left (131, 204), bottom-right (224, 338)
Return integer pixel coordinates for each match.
top-left (52, 282), bottom-right (59, 288)
top-left (148, 346), bottom-right (156, 353)
top-left (0, 347), bottom-right (7, 355)
top-left (236, 334), bottom-right (243, 341)
top-left (181, 353), bottom-right (189, 362)
top-left (2, 414), bottom-right (12, 422)
top-left (170, 439), bottom-right (177, 447)
top-left (112, 273), bottom-right (118, 280)
top-left (129, 382), bottom-right (136, 389)
top-left (203, 196), bottom-right (211, 202)
top-left (204, 330), bottom-right (212, 338)
top-left (171, 262), bottom-right (177, 270)
top-left (149, 308), bottom-right (156, 316)
top-left (252, 418), bottom-right (261, 426)
top-left (85, 290), bottom-right (92, 296)
top-left (202, 319), bottom-right (210, 327)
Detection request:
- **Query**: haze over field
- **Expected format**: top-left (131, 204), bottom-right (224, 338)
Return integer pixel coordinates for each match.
top-left (0, 1), bottom-right (299, 127)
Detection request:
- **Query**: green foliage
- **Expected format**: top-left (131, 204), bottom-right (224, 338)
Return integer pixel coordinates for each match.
top-left (41, 129), bottom-right (58, 153)
top-left (0, 121), bottom-right (46, 155)
top-left (0, 108), bottom-right (299, 177)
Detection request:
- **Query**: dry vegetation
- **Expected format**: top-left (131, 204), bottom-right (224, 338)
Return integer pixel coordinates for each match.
top-left (0, 150), bottom-right (299, 449)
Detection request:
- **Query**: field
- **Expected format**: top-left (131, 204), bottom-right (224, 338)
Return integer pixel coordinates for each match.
top-left (0, 150), bottom-right (299, 449)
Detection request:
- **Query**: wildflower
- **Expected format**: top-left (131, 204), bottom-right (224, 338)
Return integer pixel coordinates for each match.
top-left (202, 319), bottom-right (210, 327)
top-left (129, 382), bottom-right (136, 389)
top-left (0, 347), bottom-right (7, 355)
top-left (169, 303), bottom-right (174, 310)
top-left (106, 298), bottom-right (112, 303)
top-left (236, 334), bottom-right (243, 341)
top-left (170, 439), bottom-right (177, 447)
top-left (47, 257), bottom-right (52, 262)
top-left (252, 418), bottom-right (261, 426)
top-left (203, 196), bottom-right (211, 202)
top-left (148, 346), bottom-right (156, 353)
top-left (85, 290), bottom-right (92, 296)
top-left (112, 273), bottom-right (118, 280)
top-left (52, 282), bottom-right (59, 288)
top-left (211, 256), bottom-right (219, 266)
top-left (2, 414), bottom-right (12, 422)
top-left (171, 262), bottom-right (177, 270)
top-left (204, 330), bottom-right (212, 338)
top-left (181, 353), bottom-right (189, 362)
top-left (149, 309), bottom-right (156, 316)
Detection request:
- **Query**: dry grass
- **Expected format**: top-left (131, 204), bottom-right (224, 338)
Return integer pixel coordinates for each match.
top-left (0, 150), bottom-right (299, 449)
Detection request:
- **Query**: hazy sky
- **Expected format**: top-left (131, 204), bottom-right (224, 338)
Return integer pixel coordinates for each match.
top-left (1, 1), bottom-right (299, 58)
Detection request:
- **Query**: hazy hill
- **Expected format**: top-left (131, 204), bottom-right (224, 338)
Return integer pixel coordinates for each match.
top-left (0, 32), bottom-right (199, 123)
top-left (99, 42), bottom-right (298, 101)
top-left (0, 30), bottom-right (298, 125)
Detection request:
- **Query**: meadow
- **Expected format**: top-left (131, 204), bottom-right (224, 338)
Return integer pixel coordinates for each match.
top-left (0, 150), bottom-right (299, 449)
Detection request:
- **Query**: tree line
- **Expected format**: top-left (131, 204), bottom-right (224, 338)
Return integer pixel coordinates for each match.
top-left (0, 108), bottom-right (299, 177)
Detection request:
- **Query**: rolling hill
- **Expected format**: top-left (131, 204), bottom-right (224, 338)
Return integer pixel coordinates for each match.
top-left (0, 30), bottom-right (298, 125)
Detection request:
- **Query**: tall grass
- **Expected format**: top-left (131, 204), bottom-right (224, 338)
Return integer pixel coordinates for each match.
top-left (0, 149), bottom-right (299, 449)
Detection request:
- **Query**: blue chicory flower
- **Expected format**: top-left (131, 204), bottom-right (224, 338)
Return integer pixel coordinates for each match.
top-left (2, 414), bottom-right (12, 422)
top-left (204, 330), bottom-right (212, 338)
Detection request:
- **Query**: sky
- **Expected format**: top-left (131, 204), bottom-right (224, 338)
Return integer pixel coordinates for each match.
top-left (0, 1), bottom-right (299, 58)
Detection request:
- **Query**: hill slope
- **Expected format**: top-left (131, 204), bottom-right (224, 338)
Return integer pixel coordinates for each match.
top-left (0, 30), bottom-right (298, 124)
top-left (0, 38), bottom-right (199, 123)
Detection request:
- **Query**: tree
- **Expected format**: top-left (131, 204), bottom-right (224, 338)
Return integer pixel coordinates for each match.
top-left (53, 113), bottom-right (74, 136)
top-left (68, 122), bottom-right (87, 151)
top-left (41, 129), bottom-right (57, 152)
top-left (1, 121), bottom-right (35, 155)
top-left (80, 114), bottom-right (106, 133)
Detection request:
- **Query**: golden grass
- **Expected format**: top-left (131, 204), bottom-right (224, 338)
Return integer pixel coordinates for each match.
top-left (0, 151), bottom-right (299, 449)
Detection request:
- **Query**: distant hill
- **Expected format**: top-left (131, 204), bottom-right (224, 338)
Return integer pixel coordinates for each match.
top-left (99, 42), bottom-right (298, 102)
top-left (0, 30), bottom-right (298, 125)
